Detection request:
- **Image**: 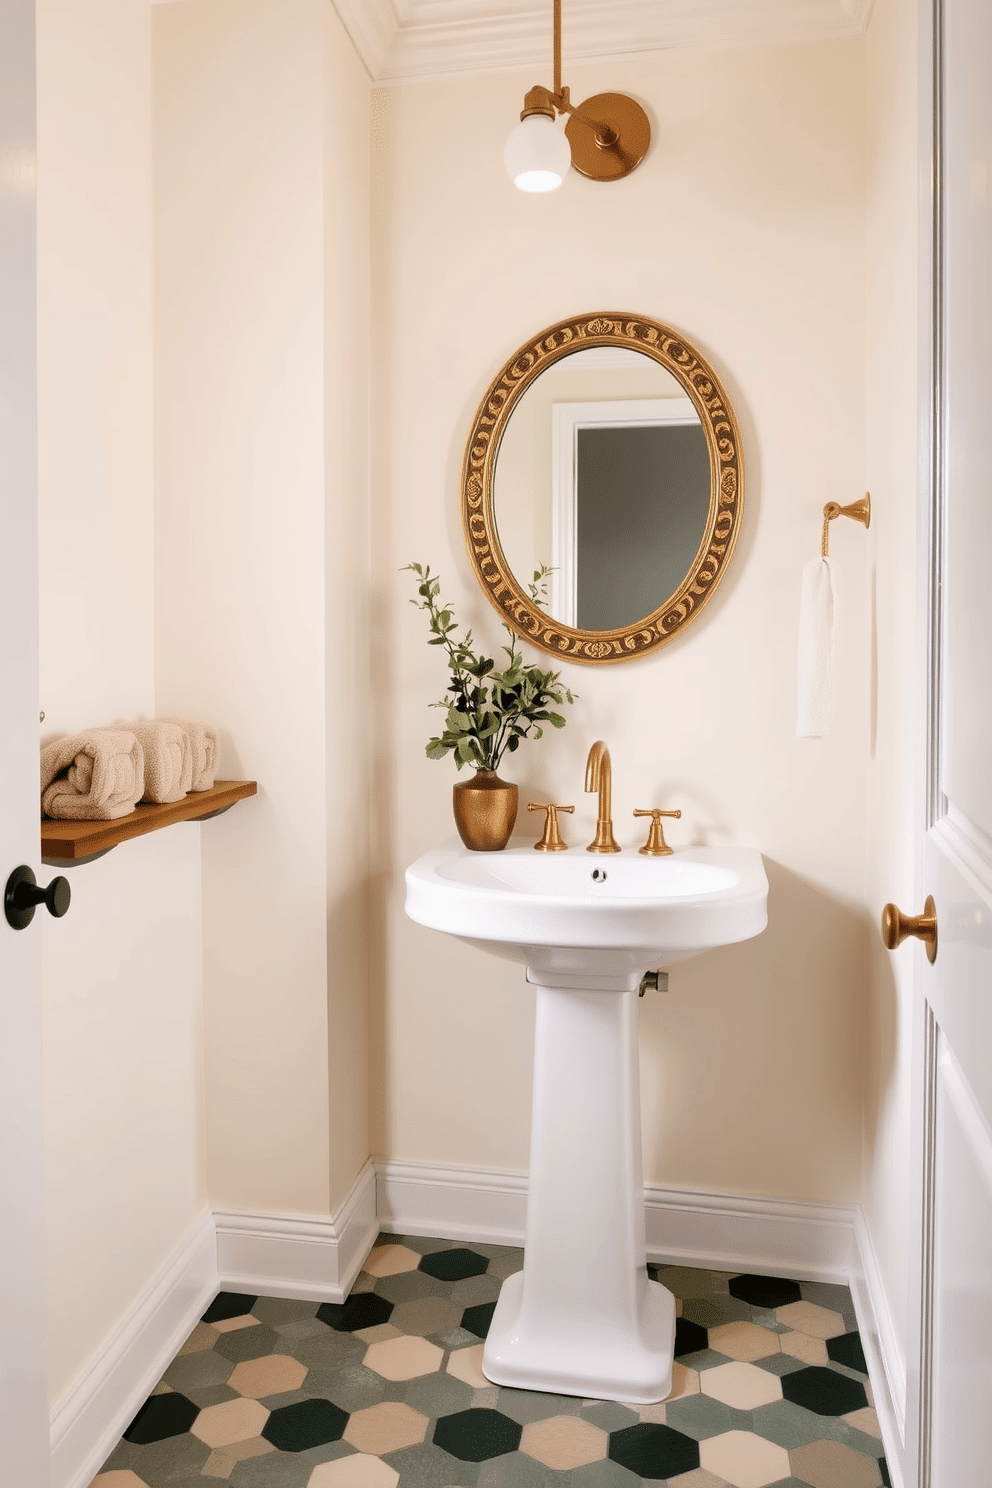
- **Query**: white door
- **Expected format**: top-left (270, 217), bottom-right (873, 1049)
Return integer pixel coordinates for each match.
top-left (904, 0), bottom-right (992, 1482)
top-left (0, 0), bottom-right (53, 1477)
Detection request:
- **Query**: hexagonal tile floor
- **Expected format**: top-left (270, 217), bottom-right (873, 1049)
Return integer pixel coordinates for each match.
top-left (90, 1239), bottom-right (890, 1487)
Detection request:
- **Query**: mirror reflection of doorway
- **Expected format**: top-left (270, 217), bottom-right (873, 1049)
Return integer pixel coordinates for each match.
top-left (551, 398), bottom-right (711, 629)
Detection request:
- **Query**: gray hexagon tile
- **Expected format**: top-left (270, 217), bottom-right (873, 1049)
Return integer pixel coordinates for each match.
top-left (88, 1242), bottom-right (887, 1488)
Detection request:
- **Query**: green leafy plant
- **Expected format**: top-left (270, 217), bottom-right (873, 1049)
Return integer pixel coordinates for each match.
top-left (405, 562), bottom-right (576, 772)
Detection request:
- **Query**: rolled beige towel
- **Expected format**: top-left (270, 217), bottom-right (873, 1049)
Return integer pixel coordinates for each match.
top-left (127, 720), bottom-right (193, 804)
top-left (41, 729), bottom-right (144, 821)
top-left (161, 719), bottom-right (218, 791)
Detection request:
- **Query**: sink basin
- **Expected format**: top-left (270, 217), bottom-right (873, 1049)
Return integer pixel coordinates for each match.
top-left (406, 841), bottom-right (768, 981)
top-left (404, 838), bottom-right (769, 1404)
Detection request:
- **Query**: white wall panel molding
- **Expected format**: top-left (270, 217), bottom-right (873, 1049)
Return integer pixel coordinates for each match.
top-left (215, 1159), bottom-right (379, 1303)
top-left (376, 1158), bottom-right (858, 1280)
top-left (851, 1209), bottom-right (908, 1488)
top-left (49, 1209), bottom-right (217, 1488)
top-left (332, 0), bottom-right (875, 82)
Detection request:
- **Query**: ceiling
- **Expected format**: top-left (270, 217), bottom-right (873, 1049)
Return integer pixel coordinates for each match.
top-left (331, 0), bottom-right (874, 83)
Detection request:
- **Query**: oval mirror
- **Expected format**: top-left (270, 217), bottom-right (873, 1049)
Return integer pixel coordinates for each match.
top-left (462, 312), bottom-right (744, 663)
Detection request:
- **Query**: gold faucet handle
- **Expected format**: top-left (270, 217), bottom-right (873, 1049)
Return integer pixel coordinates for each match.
top-left (633, 807), bottom-right (681, 857)
top-left (528, 802), bottom-right (575, 852)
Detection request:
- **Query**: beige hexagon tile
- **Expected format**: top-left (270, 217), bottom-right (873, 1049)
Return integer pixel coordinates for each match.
top-left (700, 1361), bottom-right (783, 1410)
top-left (91, 1474), bottom-right (149, 1487)
top-left (638, 1401), bottom-right (667, 1424)
top-left (708, 1322), bottom-right (781, 1362)
top-left (865, 1378), bottom-right (875, 1407)
top-left (343, 1401), bottom-right (429, 1455)
top-left (229, 1352), bottom-right (307, 1399)
top-left (151, 1381), bottom-right (173, 1395)
top-left (779, 1329), bottom-right (829, 1365)
top-left (308, 1456), bottom-right (400, 1488)
top-left (446, 1343), bottom-right (489, 1389)
top-left (363, 1334), bottom-right (444, 1381)
top-left (212, 1314), bottom-right (261, 1334)
top-left (675, 1297), bottom-right (683, 1317)
top-left (192, 1397), bottom-right (270, 1448)
top-left (202, 1437), bottom-right (275, 1479)
top-left (699, 1429), bottom-right (791, 1487)
top-left (180, 1321), bottom-right (219, 1355)
top-left (665, 1362), bottom-right (700, 1402)
top-left (361, 1244), bottom-right (422, 1278)
top-left (520, 1414), bottom-right (608, 1469)
top-left (775, 1300), bottom-right (845, 1339)
top-left (791, 1438), bottom-right (883, 1487)
top-left (846, 1405), bottom-right (882, 1437)
top-left (355, 1322), bottom-right (403, 1344)
top-left (351, 1270), bottom-right (377, 1293)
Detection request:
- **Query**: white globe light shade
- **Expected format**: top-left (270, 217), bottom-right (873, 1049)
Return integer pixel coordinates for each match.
top-left (504, 114), bottom-right (571, 192)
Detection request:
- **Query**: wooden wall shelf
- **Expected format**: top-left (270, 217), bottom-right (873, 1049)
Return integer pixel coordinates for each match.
top-left (41, 780), bottom-right (257, 866)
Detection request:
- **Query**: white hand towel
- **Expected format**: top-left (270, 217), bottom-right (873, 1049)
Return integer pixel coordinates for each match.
top-left (41, 729), bottom-right (144, 820)
top-left (128, 720), bottom-right (193, 803)
top-left (796, 557), bottom-right (837, 737)
top-left (161, 719), bottom-right (218, 791)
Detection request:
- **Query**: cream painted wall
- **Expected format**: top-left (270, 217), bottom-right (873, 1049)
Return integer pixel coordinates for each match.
top-left (373, 40), bottom-right (870, 1200)
top-left (36, 0), bottom-right (206, 1406)
top-left (324, 2), bottom-right (373, 1206)
top-left (863, 0), bottom-right (921, 1377)
top-left (153, 0), bottom-right (372, 1216)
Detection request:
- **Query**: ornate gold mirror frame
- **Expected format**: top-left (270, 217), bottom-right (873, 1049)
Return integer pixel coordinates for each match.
top-left (462, 312), bottom-right (744, 664)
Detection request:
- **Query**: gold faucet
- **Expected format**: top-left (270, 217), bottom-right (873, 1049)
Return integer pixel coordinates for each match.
top-left (585, 741), bottom-right (620, 853)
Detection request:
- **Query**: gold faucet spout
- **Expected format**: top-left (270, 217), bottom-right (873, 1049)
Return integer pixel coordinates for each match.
top-left (585, 740), bottom-right (620, 853)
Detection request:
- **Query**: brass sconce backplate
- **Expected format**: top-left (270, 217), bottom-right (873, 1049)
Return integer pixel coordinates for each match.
top-left (565, 94), bottom-right (651, 181)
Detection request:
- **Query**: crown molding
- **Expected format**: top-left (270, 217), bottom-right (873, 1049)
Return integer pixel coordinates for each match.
top-left (331, 0), bottom-right (875, 83)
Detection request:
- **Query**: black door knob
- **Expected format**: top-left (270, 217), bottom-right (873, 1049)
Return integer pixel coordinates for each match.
top-left (4, 865), bottom-right (71, 931)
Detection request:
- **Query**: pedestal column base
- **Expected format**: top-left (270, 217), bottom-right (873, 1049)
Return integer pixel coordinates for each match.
top-left (484, 1267), bottom-right (676, 1404)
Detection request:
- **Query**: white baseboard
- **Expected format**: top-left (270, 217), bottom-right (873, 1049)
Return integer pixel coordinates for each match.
top-left (851, 1208), bottom-right (908, 1488)
top-left (377, 1158), bottom-right (856, 1281)
top-left (376, 1159), bottom-right (529, 1246)
top-left (50, 1208), bottom-right (217, 1488)
top-left (643, 1183), bottom-right (856, 1282)
top-left (215, 1158), bottom-right (379, 1303)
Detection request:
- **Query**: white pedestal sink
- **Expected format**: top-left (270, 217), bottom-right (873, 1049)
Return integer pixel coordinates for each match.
top-left (405, 842), bottom-right (768, 1404)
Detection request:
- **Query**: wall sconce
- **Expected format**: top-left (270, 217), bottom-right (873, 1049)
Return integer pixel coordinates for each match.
top-left (504, 0), bottom-right (651, 192)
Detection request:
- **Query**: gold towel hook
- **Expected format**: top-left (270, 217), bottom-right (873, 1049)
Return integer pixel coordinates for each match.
top-left (822, 492), bottom-right (870, 557)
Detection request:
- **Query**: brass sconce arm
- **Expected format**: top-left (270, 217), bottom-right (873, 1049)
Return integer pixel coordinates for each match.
top-left (507, 0), bottom-right (649, 186)
top-left (519, 84), bottom-right (619, 148)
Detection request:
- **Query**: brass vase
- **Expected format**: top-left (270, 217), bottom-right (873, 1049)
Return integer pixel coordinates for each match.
top-left (452, 769), bottom-right (518, 852)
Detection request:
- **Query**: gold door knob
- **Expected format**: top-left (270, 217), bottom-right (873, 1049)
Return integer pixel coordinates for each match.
top-left (881, 895), bottom-right (938, 964)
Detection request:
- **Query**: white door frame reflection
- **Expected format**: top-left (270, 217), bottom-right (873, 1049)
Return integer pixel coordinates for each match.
top-left (551, 395), bottom-right (708, 628)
